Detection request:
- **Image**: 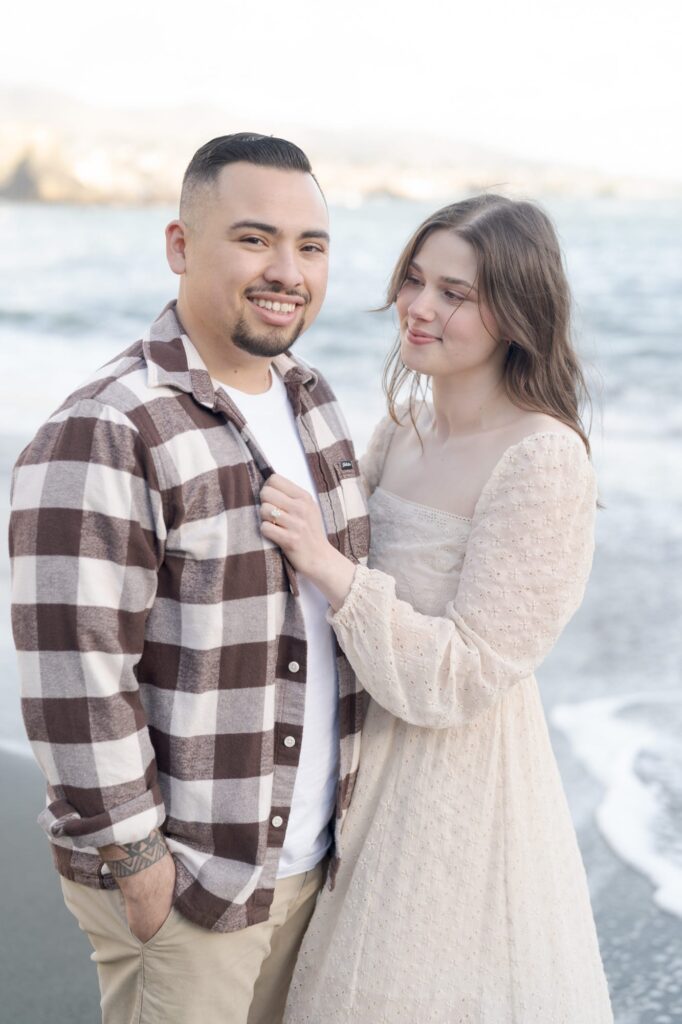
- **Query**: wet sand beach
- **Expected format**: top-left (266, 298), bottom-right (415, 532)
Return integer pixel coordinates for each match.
top-left (2, 746), bottom-right (681, 1023)
top-left (0, 751), bottom-right (100, 1023)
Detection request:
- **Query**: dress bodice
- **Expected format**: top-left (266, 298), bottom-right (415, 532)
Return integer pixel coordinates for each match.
top-left (368, 487), bottom-right (471, 616)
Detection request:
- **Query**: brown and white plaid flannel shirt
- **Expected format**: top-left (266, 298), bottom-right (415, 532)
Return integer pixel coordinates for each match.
top-left (9, 301), bottom-right (369, 932)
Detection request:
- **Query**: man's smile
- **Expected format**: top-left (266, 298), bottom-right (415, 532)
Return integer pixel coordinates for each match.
top-left (246, 290), bottom-right (306, 327)
top-left (251, 299), bottom-right (297, 312)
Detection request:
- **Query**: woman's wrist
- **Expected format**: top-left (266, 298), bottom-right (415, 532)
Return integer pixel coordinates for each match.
top-left (309, 544), bottom-right (357, 611)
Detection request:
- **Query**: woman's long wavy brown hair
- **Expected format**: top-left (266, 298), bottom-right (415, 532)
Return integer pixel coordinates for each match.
top-left (382, 194), bottom-right (592, 453)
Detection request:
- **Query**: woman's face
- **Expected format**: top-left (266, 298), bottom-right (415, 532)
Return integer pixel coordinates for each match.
top-left (396, 229), bottom-right (505, 380)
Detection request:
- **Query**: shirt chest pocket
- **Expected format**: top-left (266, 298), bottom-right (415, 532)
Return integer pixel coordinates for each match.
top-left (333, 460), bottom-right (370, 564)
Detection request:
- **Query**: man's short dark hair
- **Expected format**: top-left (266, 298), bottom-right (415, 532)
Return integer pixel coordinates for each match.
top-left (180, 132), bottom-right (322, 216)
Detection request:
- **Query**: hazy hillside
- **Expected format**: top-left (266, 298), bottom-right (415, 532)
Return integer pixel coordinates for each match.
top-left (1, 86), bottom-right (678, 204)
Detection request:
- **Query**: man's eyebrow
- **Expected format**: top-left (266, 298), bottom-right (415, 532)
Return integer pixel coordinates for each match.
top-left (409, 260), bottom-right (476, 291)
top-left (229, 221), bottom-right (330, 243)
top-left (230, 220), bottom-right (278, 234)
top-left (299, 229), bottom-right (330, 242)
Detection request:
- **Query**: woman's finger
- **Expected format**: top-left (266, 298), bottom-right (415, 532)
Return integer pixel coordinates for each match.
top-left (259, 503), bottom-right (291, 527)
top-left (260, 484), bottom-right (293, 511)
top-left (260, 519), bottom-right (292, 547)
top-left (266, 474), bottom-right (310, 500)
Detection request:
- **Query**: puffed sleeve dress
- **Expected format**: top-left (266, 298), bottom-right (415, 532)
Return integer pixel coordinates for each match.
top-left (284, 416), bottom-right (613, 1024)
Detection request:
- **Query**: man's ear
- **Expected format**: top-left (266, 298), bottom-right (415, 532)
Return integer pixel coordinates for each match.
top-left (166, 220), bottom-right (188, 275)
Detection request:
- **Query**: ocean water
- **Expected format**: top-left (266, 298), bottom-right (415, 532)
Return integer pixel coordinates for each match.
top-left (1, 197), bottom-right (681, 1021)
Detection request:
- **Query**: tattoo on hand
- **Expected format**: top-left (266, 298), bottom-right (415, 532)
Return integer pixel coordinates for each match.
top-left (103, 829), bottom-right (168, 878)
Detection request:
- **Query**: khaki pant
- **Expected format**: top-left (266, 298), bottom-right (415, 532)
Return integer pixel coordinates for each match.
top-left (61, 863), bottom-right (324, 1024)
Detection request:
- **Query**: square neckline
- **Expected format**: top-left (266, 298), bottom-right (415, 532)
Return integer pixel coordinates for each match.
top-left (374, 410), bottom-right (587, 526)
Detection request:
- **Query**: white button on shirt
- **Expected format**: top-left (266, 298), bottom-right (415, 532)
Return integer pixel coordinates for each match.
top-left (283, 736), bottom-right (296, 748)
top-left (288, 661), bottom-right (300, 673)
top-left (271, 816), bottom-right (284, 828)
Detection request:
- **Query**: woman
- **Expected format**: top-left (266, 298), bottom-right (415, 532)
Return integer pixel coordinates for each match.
top-left (259, 195), bottom-right (613, 1023)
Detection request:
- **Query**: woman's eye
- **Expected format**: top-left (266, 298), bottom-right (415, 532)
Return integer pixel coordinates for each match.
top-left (445, 291), bottom-right (466, 302)
top-left (242, 236), bottom-right (266, 246)
top-left (403, 275), bottom-right (422, 286)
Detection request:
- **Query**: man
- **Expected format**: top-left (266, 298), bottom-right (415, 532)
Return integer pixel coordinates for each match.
top-left (9, 133), bottom-right (368, 1024)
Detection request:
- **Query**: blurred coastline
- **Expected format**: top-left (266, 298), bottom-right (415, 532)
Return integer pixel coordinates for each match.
top-left (2, 87), bottom-right (682, 206)
top-left (1, 195), bottom-right (681, 1023)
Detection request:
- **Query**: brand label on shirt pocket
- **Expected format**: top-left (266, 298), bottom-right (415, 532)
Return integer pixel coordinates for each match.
top-left (333, 459), bottom-right (369, 563)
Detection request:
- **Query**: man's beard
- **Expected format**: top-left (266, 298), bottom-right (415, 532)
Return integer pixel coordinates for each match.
top-left (231, 314), bottom-right (305, 358)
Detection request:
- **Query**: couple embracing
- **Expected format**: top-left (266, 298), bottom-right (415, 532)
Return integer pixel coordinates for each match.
top-left (9, 133), bottom-right (613, 1023)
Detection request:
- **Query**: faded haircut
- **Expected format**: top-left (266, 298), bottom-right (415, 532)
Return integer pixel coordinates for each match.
top-left (179, 132), bottom-right (323, 218)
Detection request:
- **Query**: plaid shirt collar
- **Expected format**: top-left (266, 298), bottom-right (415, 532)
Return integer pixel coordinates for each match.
top-left (143, 301), bottom-right (318, 428)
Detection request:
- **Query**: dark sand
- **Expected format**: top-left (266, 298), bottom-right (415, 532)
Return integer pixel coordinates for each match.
top-left (0, 752), bottom-right (99, 1023)
top-left (1, 749), bottom-right (681, 1024)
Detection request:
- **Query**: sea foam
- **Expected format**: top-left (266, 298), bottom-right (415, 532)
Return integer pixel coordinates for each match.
top-left (552, 692), bottom-right (682, 920)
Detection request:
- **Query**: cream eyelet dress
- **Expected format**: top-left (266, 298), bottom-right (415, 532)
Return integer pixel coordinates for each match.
top-left (283, 414), bottom-right (614, 1024)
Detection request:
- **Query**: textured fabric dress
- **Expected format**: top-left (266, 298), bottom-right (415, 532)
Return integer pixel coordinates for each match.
top-left (284, 417), bottom-right (613, 1024)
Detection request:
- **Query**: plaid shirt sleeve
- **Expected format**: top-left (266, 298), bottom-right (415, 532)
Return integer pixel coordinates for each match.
top-left (10, 397), bottom-right (167, 849)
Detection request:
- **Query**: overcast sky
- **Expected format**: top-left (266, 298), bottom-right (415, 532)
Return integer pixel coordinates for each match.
top-left (3, 0), bottom-right (681, 180)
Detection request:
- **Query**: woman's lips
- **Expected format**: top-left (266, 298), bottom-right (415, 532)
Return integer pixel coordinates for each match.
top-left (406, 326), bottom-right (440, 346)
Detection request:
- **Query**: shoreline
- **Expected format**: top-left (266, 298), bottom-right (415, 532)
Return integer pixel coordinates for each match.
top-left (2, 746), bottom-right (681, 1023)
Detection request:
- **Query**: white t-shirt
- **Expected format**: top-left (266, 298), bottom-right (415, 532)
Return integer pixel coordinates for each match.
top-left (217, 369), bottom-right (339, 878)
